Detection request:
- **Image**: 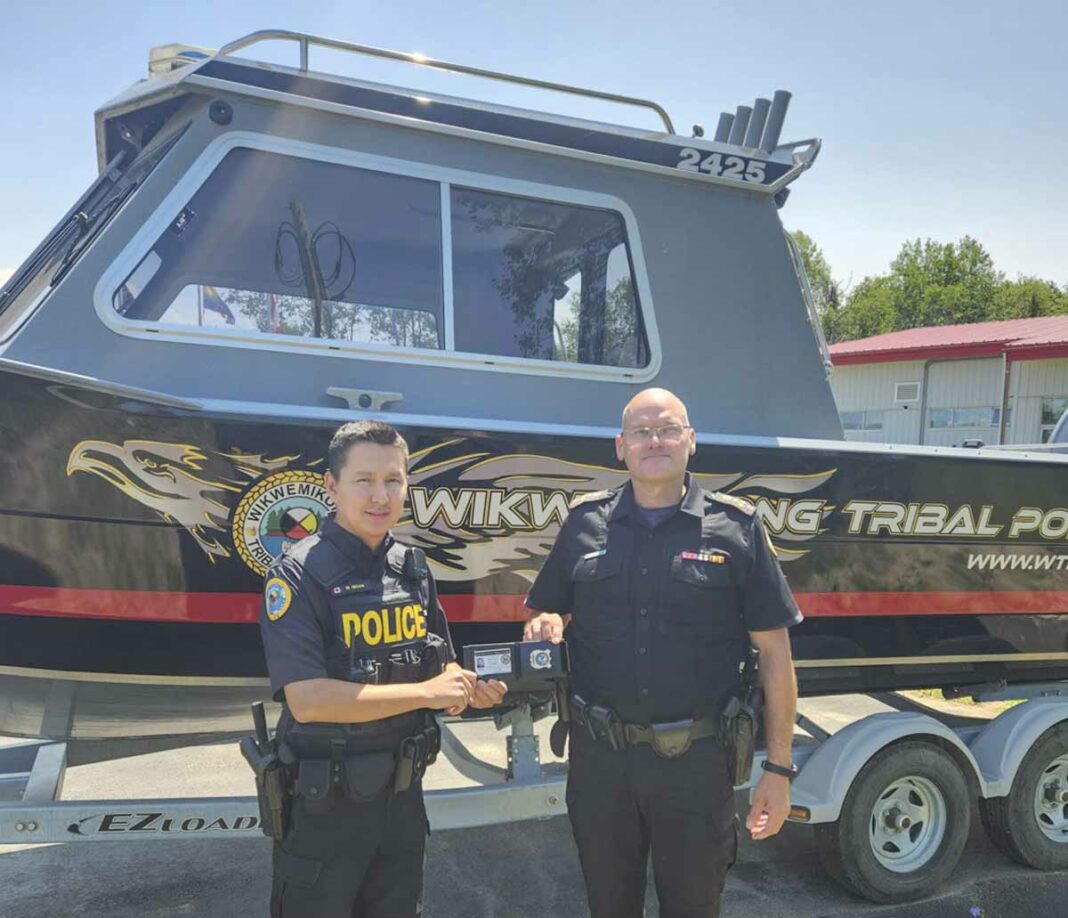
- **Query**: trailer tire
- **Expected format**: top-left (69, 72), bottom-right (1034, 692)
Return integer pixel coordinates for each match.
top-left (979, 722), bottom-right (1068, 870)
top-left (815, 741), bottom-right (970, 903)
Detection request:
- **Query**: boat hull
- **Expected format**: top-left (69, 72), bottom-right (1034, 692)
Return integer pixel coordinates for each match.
top-left (2, 368), bottom-right (1067, 739)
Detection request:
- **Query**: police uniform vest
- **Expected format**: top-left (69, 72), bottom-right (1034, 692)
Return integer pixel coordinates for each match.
top-left (276, 534), bottom-right (445, 806)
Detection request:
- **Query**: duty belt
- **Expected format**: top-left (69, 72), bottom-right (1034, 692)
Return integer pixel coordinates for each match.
top-left (570, 694), bottom-right (720, 759)
top-left (284, 712), bottom-right (441, 805)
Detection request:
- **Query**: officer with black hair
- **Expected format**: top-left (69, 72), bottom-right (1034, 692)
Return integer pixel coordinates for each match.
top-left (259, 420), bottom-right (507, 918)
top-left (526, 388), bottom-right (802, 918)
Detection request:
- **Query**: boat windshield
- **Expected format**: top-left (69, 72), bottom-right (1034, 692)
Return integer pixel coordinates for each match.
top-left (1, 135), bottom-right (180, 342)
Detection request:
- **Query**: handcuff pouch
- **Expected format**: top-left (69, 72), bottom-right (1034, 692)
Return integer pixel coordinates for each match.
top-left (649, 720), bottom-right (695, 759)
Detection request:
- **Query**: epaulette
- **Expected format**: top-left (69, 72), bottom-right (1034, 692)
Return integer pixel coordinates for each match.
top-left (569, 489), bottom-right (612, 509)
top-left (708, 491), bottom-right (756, 516)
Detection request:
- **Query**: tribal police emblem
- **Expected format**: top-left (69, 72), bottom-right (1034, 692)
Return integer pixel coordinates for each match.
top-left (232, 470), bottom-right (334, 576)
top-left (264, 577), bottom-right (293, 621)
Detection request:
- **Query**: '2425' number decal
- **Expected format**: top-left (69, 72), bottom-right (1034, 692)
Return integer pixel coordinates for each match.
top-left (677, 148), bottom-right (766, 183)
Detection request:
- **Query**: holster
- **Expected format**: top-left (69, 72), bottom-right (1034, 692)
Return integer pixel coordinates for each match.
top-left (573, 695), bottom-right (625, 752)
top-left (393, 720), bottom-right (441, 793)
top-left (239, 735), bottom-right (292, 841)
top-left (721, 687), bottom-right (762, 786)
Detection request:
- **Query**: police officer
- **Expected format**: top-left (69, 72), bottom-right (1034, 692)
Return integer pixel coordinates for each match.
top-left (525, 388), bottom-right (802, 918)
top-left (259, 420), bottom-right (507, 918)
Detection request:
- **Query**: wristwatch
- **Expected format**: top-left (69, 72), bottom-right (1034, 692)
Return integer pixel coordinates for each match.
top-left (762, 759), bottom-right (798, 780)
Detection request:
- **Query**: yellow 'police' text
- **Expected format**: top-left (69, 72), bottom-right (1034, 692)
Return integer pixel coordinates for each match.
top-left (342, 604), bottom-right (427, 647)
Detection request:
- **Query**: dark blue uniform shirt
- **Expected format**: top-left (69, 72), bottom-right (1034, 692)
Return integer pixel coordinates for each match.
top-left (259, 516), bottom-right (455, 702)
top-left (527, 474), bottom-right (802, 724)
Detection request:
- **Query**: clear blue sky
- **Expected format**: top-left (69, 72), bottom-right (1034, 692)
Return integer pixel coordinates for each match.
top-left (2, 0), bottom-right (1066, 292)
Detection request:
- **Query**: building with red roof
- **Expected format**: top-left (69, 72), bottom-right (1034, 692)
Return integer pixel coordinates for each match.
top-left (828, 316), bottom-right (1068, 446)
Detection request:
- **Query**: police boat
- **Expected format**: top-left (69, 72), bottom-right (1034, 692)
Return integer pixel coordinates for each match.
top-left (1, 31), bottom-right (1066, 744)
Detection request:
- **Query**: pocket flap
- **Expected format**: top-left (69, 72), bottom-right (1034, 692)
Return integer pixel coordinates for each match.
top-left (276, 849), bottom-right (323, 889)
top-left (296, 759), bottom-right (332, 800)
top-left (572, 551), bottom-right (623, 583)
top-left (343, 751), bottom-right (397, 802)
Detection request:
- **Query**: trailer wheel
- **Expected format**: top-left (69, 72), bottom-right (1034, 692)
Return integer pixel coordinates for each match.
top-left (980, 722), bottom-right (1068, 870)
top-left (815, 741), bottom-right (970, 903)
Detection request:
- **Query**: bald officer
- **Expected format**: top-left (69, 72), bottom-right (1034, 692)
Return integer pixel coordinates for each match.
top-left (525, 388), bottom-right (802, 918)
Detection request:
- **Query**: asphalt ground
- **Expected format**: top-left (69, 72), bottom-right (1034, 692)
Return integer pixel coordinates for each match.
top-left (1, 694), bottom-right (1066, 918)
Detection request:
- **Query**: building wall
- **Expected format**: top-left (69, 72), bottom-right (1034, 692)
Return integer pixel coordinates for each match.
top-left (830, 356), bottom-right (1068, 446)
top-left (923, 357), bottom-right (1003, 447)
top-left (829, 361), bottom-right (925, 443)
top-left (1009, 359), bottom-right (1068, 445)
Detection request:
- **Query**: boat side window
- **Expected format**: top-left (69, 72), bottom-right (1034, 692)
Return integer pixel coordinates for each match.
top-left (112, 148), bottom-right (444, 349)
top-left (450, 187), bottom-right (648, 368)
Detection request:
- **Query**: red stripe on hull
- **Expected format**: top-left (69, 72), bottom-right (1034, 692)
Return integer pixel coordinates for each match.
top-left (0, 585), bottom-right (261, 623)
top-left (797, 591), bottom-right (1068, 617)
top-left (0, 586), bottom-right (1065, 624)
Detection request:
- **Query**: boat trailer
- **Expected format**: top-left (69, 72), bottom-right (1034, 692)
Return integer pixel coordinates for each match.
top-left (4, 684), bottom-right (1068, 905)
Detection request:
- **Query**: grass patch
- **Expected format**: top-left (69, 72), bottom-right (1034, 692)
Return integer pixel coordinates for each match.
top-left (903, 688), bottom-right (1022, 716)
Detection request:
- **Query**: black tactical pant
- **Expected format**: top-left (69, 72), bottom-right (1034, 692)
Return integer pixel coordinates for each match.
top-left (566, 728), bottom-right (738, 918)
top-left (270, 782), bottom-right (428, 917)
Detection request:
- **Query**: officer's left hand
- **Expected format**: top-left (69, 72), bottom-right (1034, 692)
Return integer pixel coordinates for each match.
top-left (746, 773), bottom-right (791, 840)
top-left (468, 678), bottom-right (508, 709)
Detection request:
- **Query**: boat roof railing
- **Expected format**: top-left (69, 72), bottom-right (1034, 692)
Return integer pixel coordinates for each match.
top-left (216, 29), bottom-right (678, 135)
top-left (103, 32), bottom-right (817, 193)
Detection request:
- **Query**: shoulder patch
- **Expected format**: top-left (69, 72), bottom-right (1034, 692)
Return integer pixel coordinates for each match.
top-left (264, 577), bottom-right (293, 621)
top-left (568, 489), bottom-right (612, 509)
top-left (709, 491), bottom-right (756, 516)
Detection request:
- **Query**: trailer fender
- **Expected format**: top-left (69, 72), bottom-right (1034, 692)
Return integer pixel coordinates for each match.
top-left (790, 712), bottom-right (982, 824)
top-left (967, 697), bottom-right (1068, 798)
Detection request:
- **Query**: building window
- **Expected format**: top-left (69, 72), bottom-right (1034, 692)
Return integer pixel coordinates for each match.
top-left (1041, 396), bottom-right (1068, 443)
top-left (841, 410), bottom-right (884, 431)
top-left (928, 407), bottom-right (1011, 429)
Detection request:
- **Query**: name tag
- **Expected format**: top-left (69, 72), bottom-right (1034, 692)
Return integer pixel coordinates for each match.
top-left (331, 583), bottom-right (368, 596)
top-left (581, 549), bottom-right (607, 560)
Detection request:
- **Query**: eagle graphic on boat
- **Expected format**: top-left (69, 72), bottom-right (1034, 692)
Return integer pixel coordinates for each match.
top-left (66, 436), bottom-right (837, 578)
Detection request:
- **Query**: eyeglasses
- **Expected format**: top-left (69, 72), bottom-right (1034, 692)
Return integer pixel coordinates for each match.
top-left (622, 424), bottom-right (692, 443)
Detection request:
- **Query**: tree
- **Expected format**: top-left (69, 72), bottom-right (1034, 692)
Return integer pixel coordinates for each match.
top-left (887, 236), bottom-right (1002, 328)
top-left (825, 275), bottom-right (898, 342)
top-left (828, 236), bottom-right (1022, 342)
top-left (990, 277), bottom-right (1068, 319)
